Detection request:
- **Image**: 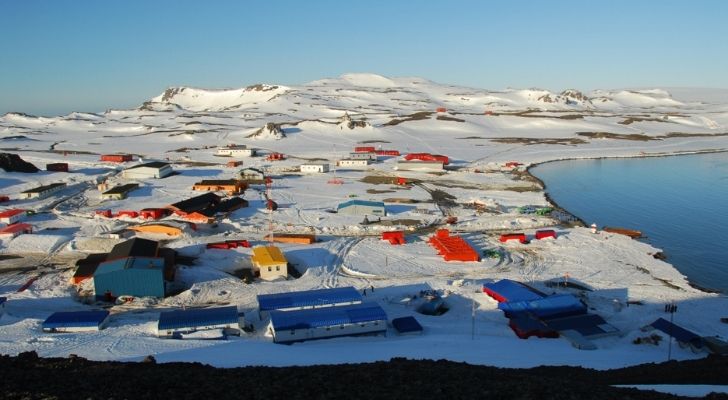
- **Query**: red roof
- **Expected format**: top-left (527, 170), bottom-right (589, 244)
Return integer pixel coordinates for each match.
top-left (0, 209), bottom-right (25, 218)
top-left (0, 223), bottom-right (32, 235)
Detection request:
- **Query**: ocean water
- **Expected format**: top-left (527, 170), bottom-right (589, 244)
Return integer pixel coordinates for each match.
top-left (531, 152), bottom-right (728, 293)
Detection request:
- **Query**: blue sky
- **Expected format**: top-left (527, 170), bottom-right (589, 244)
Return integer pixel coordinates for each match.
top-left (1, 0), bottom-right (727, 116)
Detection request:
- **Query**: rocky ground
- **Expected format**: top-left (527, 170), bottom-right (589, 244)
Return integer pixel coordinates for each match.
top-left (1, 352), bottom-right (727, 400)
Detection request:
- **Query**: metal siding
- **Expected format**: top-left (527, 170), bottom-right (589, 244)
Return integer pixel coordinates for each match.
top-left (95, 268), bottom-right (164, 298)
top-left (258, 287), bottom-right (362, 311)
top-left (483, 279), bottom-right (544, 303)
top-left (158, 306), bottom-right (239, 330)
top-left (270, 302), bottom-right (386, 331)
top-left (42, 311), bottom-right (110, 329)
top-left (498, 294), bottom-right (586, 318)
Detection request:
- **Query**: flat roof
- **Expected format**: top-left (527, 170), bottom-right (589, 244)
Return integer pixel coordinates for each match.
top-left (168, 192), bottom-right (221, 213)
top-left (269, 302), bottom-right (387, 331)
top-left (42, 310), bottom-right (110, 329)
top-left (97, 257), bottom-right (164, 275)
top-left (102, 183), bottom-right (139, 195)
top-left (126, 161), bottom-right (170, 170)
top-left (392, 316), bottom-right (423, 333)
top-left (193, 180), bottom-right (241, 186)
top-left (258, 286), bottom-right (362, 312)
top-left (0, 209), bottom-right (26, 218)
top-left (21, 182), bottom-right (66, 194)
top-left (108, 238), bottom-right (159, 260)
top-left (251, 246), bottom-right (287, 266)
top-left (158, 306), bottom-right (239, 331)
top-left (337, 200), bottom-right (385, 210)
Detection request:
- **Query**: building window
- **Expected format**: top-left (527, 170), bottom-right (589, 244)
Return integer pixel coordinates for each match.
top-left (267, 267), bottom-right (272, 272)
top-left (275, 266), bottom-right (280, 271)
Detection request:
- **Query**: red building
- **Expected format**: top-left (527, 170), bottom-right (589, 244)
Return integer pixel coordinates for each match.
top-left (404, 153), bottom-right (449, 165)
top-left (0, 209), bottom-right (26, 225)
top-left (428, 229), bottom-right (480, 262)
top-left (382, 231), bottom-right (405, 245)
top-left (535, 230), bottom-right (557, 240)
top-left (499, 233), bottom-right (528, 244)
top-left (0, 223), bottom-right (33, 238)
top-left (436, 107), bottom-right (447, 113)
top-left (375, 150), bottom-right (400, 156)
top-left (354, 146), bottom-right (376, 153)
top-left (140, 208), bottom-right (169, 220)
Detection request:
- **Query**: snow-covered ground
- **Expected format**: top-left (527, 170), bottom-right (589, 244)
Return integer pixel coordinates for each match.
top-left (1, 74), bottom-right (727, 370)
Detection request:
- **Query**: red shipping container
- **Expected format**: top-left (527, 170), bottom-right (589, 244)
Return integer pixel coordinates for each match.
top-left (354, 146), bottom-right (376, 153)
top-left (436, 107), bottom-right (447, 113)
top-left (116, 210), bottom-right (139, 218)
top-left (100, 154), bottom-right (133, 162)
top-left (95, 209), bottom-right (112, 218)
top-left (382, 231), bottom-right (405, 245)
top-left (499, 233), bottom-right (528, 244)
top-left (535, 230), bottom-right (557, 240)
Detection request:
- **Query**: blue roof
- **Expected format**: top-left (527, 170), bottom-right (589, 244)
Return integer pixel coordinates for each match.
top-left (258, 287), bottom-right (362, 312)
top-left (96, 256), bottom-right (164, 275)
top-left (158, 306), bottom-right (239, 331)
top-left (483, 279), bottom-right (544, 303)
top-left (649, 318), bottom-right (703, 346)
top-left (392, 316), bottom-right (423, 333)
top-left (42, 310), bottom-right (110, 329)
top-left (543, 313), bottom-right (618, 337)
top-left (498, 294), bottom-right (586, 319)
top-left (337, 200), bottom-right (385, 210)
top-left (270, 302), bottom-right (387, 331)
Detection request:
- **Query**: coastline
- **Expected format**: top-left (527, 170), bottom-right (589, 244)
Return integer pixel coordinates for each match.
top-left (525, 149), bottom-right (728, 294)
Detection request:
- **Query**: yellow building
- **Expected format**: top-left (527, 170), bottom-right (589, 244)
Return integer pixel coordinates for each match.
top-left (251, 246), bottom-right (288, 281)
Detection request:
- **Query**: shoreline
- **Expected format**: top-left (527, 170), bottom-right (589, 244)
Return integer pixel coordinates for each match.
top-left (524, 149), bottom-right (728, 295)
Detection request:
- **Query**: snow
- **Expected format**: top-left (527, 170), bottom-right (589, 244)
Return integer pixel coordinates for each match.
top-left (614, 385), bottom-right (728, 397)
top-left (1, 74), bottom-right (727, 374)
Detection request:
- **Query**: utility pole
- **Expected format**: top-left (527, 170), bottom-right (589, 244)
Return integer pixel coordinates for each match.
top-left (471, 297), bottom-right (475, 340)
top-left (665, 303), bottom-right (678, 361)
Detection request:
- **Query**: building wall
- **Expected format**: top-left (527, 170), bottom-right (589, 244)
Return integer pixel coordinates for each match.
top-left (0, 212), bottom-right (25, 224)
top-left (101, 193), bottom-right (127, 201)
top-left (24, 186), bottom-right (63, 199)
top-left (94, 268), bottom-right (165, 299)
top-left (271, 319), bottom-right (386, 343)
top-left (395, 162), bottom-right (444, 172)
top-left (338, 205), bottom-right (385, 216)
top-left (337, 160), bottom-right (369, 168)
top-left (256, 262), bottom-right (288, 281)
top-left (218, 149), bottom-right (255, 157)
top-left (123, 166), bottom-right (172, 179)
top-left (157, 318), bottom-right (242, 338)
top-left (349, 153), bottom-right (377, 160)
top-left (301, 164), bottom-right (329, 173)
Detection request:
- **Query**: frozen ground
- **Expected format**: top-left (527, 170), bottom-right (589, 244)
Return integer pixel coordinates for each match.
top-left (1, 74), bottom-right (727, 369)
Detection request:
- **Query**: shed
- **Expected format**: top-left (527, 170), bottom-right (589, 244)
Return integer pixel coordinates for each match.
top-left (101, 183), bottom-right (139, 200)
top-left (157, 306), bottom-right (241, 338)
top-left (94, 256), bottom-right (165, 300)
top-left (300, 163), bottom-right (330, 173)
top-left (251, 246), bottom-right (288, 281)
top-left (337, 200), bottom-right (385, 217)
top-left (268, 302), bottom-right (387, 344)
top-left (46, 163), bottom-right (69, 172)
top-left (258, 286), bottom-right (362, 314)
top-left (42, 310), bottom-right (110, 332)
top-left (392, 316), bottom-right (423, 335)
top-left (482, 280), bottom-right (545, 303)
top-left (0, 209), bottom-right (26, 225)
top-left (0, 223), bottom-right (33, 238)
top-left (122, 161), bottom-right (173, 180)
top-left (499, 294), bottom-right (587, 319)
top-left (20, 182), bottom-right (66, 199)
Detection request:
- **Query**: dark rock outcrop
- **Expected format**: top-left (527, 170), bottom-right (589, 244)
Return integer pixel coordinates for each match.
top-left (0, 152), bottom-right (39, 173)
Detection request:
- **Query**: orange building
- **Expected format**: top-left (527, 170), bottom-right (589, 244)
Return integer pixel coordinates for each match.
top-left (192, 180), bottom-right (247, 195)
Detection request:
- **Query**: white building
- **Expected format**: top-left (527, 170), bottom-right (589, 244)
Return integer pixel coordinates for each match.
top-left (300, 163), bottom-right (330, 173)
top-left (217, 145), bottom-right (256, 157)
top-left (349, 152), bottom-right (377, 161)
top-left (122, 162), bottom-right (173, 180)
top-left (21, 183), bottom-right (66, 199)
top-left (395, 160), bottom-right (444, 172)
top-left (157, 306), bottom-right (241, 338)
top-left (337, 159), bottom-right (369, 169)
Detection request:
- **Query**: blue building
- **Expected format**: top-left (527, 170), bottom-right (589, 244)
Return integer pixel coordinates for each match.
top-left (257, 286), bottom-right (362, 317)
top-left (268, 302), bottom-right (387, 343)
top-left (157, 306), bottom-right (242, 338)
top-left (42, 310), bottom-right (110, 332)
top-left (336, 200), bottom-right (386, 217)
top-left (94, 257), bottom-right (165, 300)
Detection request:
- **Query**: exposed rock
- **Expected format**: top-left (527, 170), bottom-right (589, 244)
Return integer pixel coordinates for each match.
top-left (338, 112), bottom-right (370, 130)
top-left (245, 84), bottom-right (279, 92)
top-left (247, 123), bottom-right (286, 140)
top-left (0, 152), bottom-right (39, 173)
